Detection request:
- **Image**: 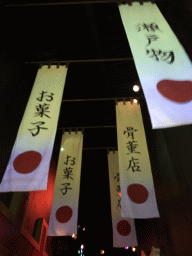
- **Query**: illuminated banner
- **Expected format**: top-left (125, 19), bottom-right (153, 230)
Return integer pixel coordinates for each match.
top-left (119, 2), bottom-right (192, 129)
top-left (0, 65), bottom-right (68, 192)
top-left (47, 131), bottom-right (83, 236)
top-left (116, 101), bottom-right (159, 218)
top-left (108, 150), bottom-right (138, 247)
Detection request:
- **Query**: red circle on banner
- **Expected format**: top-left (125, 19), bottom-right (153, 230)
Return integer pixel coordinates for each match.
top-left (13, 151), bottom-right (42, 174)
top-left (56, 206), bottom-right (73, 223)
top-left (117, 220), bottom-right (131, 236)
top-left (127, 184), bottom-right (149, 204)
top-left (157, 80), bottom-right (192, 103)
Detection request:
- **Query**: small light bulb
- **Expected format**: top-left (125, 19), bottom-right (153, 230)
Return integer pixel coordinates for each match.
top-left (83, 227), bottom-right (85, 231)
top-left (81, 245), bottom-right (84, 250)
top-left (133, 85), bottom-right (140, 92)
top-left (133, 99), bottom-right (137, 103)
top-left (61, 147), bottom-right (64, 151)
top-left (125, 246), bottom-right (129, 250)
top-left (100, 250), bottom-right (105, 254)
top-left (132, 247), bottom-right (136, 252)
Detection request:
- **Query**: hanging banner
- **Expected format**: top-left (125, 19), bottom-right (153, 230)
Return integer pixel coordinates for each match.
top-left (0, 65), bottom-right (68, 192)
top-left (116, 101), bottom-right (159, 218)
top-left (47, 131), bottom-right (83, 236)
top-left (108, 150), bottom-right (138, 247)
top-left (119, 2), bottom-right (192, 129)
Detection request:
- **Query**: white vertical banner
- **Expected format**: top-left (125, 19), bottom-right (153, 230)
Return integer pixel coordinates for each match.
top-left (0, 65), bottom-right (68, 192)
top-left (108, 151), bottom-right (138, 247)
top-left (116, 101), bottom-right (159, 219)
top-left (47, 131), bottom-right (83, 236)
top-left (119, 2), bottom-right (192, 129)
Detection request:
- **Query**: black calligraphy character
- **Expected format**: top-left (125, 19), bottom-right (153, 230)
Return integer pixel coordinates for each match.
top-left (127, 157), bottom-right (141, 172)
top-left (137, 23), bottom-right (147, 32)
top-left (37, 91), bottom-right (47, 101)
top-left (114, 173), bottom-right (120, 182)
top-left (60, 183), bottom-right (72, 195)
top-left (149, 23), bottom-right (163, 32)
top-left (146, 49), bottom-right (161, 61)
top-left (45, 93), bottom-right (54, 102)
top-left (146, 49), bottom-right (175, 64)
top-left (146, 35), bottom-right (159, 46)
top-left (64, 155), bottom-right (76, 165)
top-left (160, 51), bottom-right (175, 64)
top-left (117, 198), bottom-right (121, 209)
top-left (63, 167), bottom-right (74, 180)
top-left (124, 127), bottom-right (138, 139)
top-left (28, 121), bottom-right (48, 136)
top-left (126, 141), bottom-right (141, 154)
top-left (116, 185), bottom-right (120, 193)
top-left (37, 91), bottom-right (54, 102)
top-left (34, 103), bottom-right (50, 118)
top-left (137, 22), bottom-right (162, 32)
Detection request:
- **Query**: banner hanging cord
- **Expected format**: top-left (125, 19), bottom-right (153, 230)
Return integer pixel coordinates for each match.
top-left (62, 97), bottom-right (143, 103)
top-left (5, 0), bottom-right (155, 7)
top-left (26, 57), bottom-right (134, 68)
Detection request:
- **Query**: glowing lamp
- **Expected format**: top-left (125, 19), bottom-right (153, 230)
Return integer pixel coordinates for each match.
top-left (125, 246), bottom-right (129, 249)
top-left (133, 99), bottom-right (138, 103)
top-left (132, 247), bottom-right (136, 252)
top-left (81, 245), bottom-right (84, 250)
top-left (133, 85), bottom-right (140, 92)
top-left (61, 147), bottom-right (64, 151)
top-left (100, 250), bottom-right (105, 254)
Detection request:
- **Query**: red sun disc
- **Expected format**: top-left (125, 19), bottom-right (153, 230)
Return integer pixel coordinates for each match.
top-left (127, 184), bottom-right (149, 204)
top-left (117, 220), bottom-right (131, 236)
top-left (56, 206), bottom-right (73, 223)
top-left (13, 151), bottom-right (42, 174)
top-left (157, 79), bottom-right (192, 103)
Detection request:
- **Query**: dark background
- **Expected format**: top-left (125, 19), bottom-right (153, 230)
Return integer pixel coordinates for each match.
top-left (1, 0), bottom-right (192, 255)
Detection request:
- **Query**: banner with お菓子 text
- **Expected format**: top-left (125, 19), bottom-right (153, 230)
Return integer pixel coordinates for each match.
top-left (119, 2), bottom-right (192, 129)
top-left (108, 150), bottom-right (138, 247)
top-left (47, 131), bottom-right (83, 236)
top-left (116, 101), bottom-right (159, 218)
top-left (0, 65), bottom-right (68, 192)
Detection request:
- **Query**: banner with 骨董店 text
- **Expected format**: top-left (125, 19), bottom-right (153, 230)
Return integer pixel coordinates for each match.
top-left (116, 101), bottom-right (160, 219)
top-left (0, 65), bottom-right (68, 192)
top-left (47, 131), bottom-right (83, 236)
top-left (119, 2), bottom-right (192, 129)
top-left (108, 150), bottom-right (138, 247)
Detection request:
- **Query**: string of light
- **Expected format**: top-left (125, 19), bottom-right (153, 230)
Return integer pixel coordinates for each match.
top-left (71, 226), bottom-right (137, 254)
